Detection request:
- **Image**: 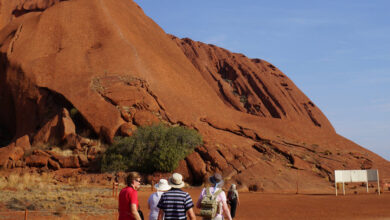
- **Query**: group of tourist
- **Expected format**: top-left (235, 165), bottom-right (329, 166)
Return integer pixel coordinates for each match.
top-left (118, 172), bottom-right (239, 220)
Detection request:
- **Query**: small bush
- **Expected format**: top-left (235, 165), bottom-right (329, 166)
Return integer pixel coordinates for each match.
top-left (240, 95), bottom-right (248, 104)
top-left (101, 123), bottom-right (202, 173)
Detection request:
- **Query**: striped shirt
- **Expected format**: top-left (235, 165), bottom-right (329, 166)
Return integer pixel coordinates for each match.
top-left (157, 188), bottom-right (194, 220)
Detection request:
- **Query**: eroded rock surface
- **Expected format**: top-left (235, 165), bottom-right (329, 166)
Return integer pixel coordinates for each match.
top-left (0, 0), bottom-right (389, 192)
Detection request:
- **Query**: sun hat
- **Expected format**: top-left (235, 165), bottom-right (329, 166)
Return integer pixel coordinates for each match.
top-left (168, 173), bottom-right (185, 188)
top-left (155, 179), bottom-right (171, 191)
top-left (209, 173), bottom-right (224, 186)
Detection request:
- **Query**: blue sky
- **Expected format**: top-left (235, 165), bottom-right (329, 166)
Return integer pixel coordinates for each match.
top-left (134, 0), bottom-right (390, 161)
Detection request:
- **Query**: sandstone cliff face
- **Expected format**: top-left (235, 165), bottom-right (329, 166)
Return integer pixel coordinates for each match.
top-left (0, 0), bottom-right (389, 192)
top-left (171, 36), bottom-right (333, 131)
top-left (0, 0), bottom-right (66, 30)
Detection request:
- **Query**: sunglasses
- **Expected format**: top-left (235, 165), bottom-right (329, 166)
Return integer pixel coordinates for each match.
top-left (135, 179), bottom-right (142, 184)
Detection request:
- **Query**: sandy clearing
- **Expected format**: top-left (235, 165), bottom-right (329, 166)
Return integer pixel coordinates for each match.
top-left (1, 188), bottom-right (389, 219)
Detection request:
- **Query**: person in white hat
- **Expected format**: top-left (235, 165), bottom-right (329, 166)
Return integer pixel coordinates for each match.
top-left (148, 179), bottom-right (171, 220)
top-left (157, 173), bottom-right (196, 220)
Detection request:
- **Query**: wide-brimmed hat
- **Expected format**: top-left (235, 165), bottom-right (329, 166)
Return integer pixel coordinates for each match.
top-left (168, 173), bottom-right (185, 188)
top-left (155, 179), bottom-right (171, 191)
top-left (209, 173), bottom-right (224, 186)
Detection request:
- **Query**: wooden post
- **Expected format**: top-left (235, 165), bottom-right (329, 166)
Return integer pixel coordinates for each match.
top-left (24, 209), bottom-right (28, 220)
top-left (335, 181), bottom-right (338, 196)
top-left (343, 182), bottom-right (345, 195)
top-left (113, 182), bottom-right (119, 197)
top-left (116, 183), bottom-right (118, 197)
top-left (366, 181), bottom-right (369, 193)
top-left (113, 182), bottom-right (115, 197)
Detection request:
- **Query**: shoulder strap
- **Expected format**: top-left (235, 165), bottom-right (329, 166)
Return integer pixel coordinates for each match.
top-left (205, 187), bottom-right (211, 197)
top-left (213, 188), bottom-right (223, 198)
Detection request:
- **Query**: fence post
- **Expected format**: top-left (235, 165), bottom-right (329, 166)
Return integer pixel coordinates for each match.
top-left (112, 182), bottom-right (119, 197)
top-left (113, 182), bottom-right (115, 197)
top-left (24, 209), bottom-right (28, 220)
top-left (116, 182), bottom-right (119, 197)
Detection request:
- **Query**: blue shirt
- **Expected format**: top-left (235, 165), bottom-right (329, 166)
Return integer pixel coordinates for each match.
top-left (157, 188), bottom-right (194, 220)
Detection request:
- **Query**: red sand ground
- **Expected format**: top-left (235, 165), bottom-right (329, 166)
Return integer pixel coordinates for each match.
top-left (1, 188), bottom-right (389, 220)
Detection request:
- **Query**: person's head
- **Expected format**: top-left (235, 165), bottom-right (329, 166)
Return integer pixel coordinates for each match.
top-left (168, 173), bottom-right (185, 189)
top-left (155, 179), bottom-right (171, 192)
top-left (209, 173), bottom-right (224, 187)
top-left (126, 172), bottom-right (142, 189)
top-left (230, 184), bottom-right (236, 191)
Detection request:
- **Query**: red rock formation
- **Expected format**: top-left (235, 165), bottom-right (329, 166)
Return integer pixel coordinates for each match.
top-left (25, 155), bottom-right (49, 167)
top-left (33, 108), bottom-right (76, 145)
top-left (171, 36), bottom-right (333, 131)
top-left (0, 135), bottom-right (30, 168)
top-left (0, 0), bottom-right (389, 191)
top-left (0, 0), bottom-right (66, 30)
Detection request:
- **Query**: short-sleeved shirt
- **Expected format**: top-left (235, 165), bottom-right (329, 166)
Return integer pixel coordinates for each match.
top-left (119, 186), bottom-right (139, 220)
top-left (148, 191), bottom-right (164, 220)
top-left (157, 188), bottom-right (194, 220)
top-left (198, 187), bottom-right (227, 217)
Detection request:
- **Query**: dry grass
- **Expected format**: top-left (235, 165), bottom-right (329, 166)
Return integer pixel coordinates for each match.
top-left (0, 173), bottom-right (48, 191)
top-left (50, 147), bottom-right (74, 157)
top-left (0, 173), bottom-right (117, 216)
top-left (91, 139), bottom-right (108, 153)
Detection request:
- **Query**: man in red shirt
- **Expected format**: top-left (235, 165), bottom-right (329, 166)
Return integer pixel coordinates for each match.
top-left (119, 172), bottom-right (143, 220)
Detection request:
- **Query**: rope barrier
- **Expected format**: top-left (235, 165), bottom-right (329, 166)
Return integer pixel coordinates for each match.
top-left (0, 209), bottom-right (121, 220)
top-left (0, 180), bottom-right (161, 219)
top-left (0, 210), bottom-right (119, 214)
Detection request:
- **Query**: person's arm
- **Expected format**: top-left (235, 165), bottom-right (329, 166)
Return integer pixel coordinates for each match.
top-left (222, 201), bottom-right (232, 220)
top-left (187, 207), bottom-right (196, 220)
top-left (130, 204), bottom-right (142, 220)
top-left (157, 209), bottom-right (164, 220)
top-left (196, 188), bottom-right (205, 208)
top-left (196, 197), bottom-right (201, 209)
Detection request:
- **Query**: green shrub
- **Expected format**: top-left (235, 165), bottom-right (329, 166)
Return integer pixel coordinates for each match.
top-left (101, 123), bottom-right (202, 173)
top-left (69, 108), bottom-right (79, 119)
top-left (240, 95), bottom-right (248, 104)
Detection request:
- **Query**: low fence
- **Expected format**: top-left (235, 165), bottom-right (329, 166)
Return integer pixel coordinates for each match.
top-left (0, 177), bottom-right (162, 220)
top-left (0, 210), bottom-right (119, 220)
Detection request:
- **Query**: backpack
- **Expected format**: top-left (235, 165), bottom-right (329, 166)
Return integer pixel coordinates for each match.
top-left (199, 187), bottom-right (223, 219)
top-left (228, 190), bottom-right (237, 201)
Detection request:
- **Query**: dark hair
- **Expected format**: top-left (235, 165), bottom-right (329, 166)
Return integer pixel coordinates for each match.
top-left (126, 172), bottom-right (141, 186)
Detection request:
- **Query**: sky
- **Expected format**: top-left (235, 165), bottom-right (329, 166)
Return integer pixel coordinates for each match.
top-left (134, 0), bottom-right (390, 161)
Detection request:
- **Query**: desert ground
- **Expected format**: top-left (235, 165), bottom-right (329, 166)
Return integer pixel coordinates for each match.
top-left (1, 174), bottom-right (389, 220)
